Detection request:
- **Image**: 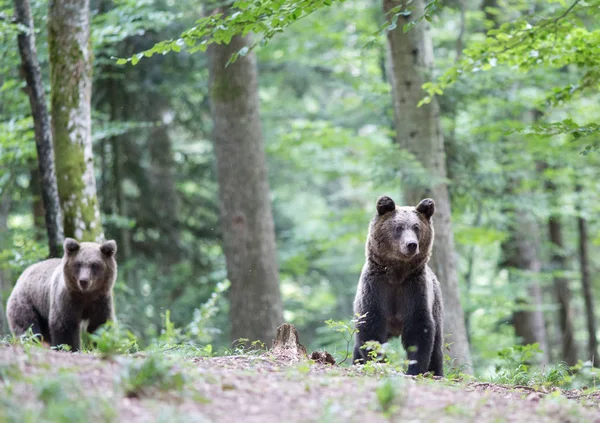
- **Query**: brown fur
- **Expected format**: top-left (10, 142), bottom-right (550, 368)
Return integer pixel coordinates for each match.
top-left (6, 238), bottom-right (118, 351)
top-left (353, 196), bottom-right (444, 376)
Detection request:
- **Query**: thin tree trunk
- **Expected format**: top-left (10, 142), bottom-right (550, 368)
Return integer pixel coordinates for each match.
top-left (0, 186), bottom-right (11, 334)
top-left (13, 0), bottom-right (64, 257)
top-left (207, 30), bottom-right (284, 345)
top-left (109, 77), bottom-right (132, 261)
top-left (29, 161), bottom-right (46, 239)
top-left (502, 211), bottom-right (550, 364)
top-left (146, 95), bottom-right (180, 266)
top-left (576, 184), bottom-right (598, 363)
top-left (383, 0), bottom-right (472, 369)
top-left (48, 0), bottom-right (103, 242)
top-left (546, 188), bottom-right (578, 366)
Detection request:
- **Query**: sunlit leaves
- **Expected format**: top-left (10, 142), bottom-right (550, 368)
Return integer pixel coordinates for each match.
top-left (119, 0), bottom-right (347, 65)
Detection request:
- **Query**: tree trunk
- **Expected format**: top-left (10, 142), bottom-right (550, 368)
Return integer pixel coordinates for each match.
top-left (48, 0), bottom-right (103, 242)
top-left (13, 0), bottom-right (64, 257)
top-left (502, 211), bottom-right (550, 364)
top-left (383, 0), bottom-right (472, 369)
top-left (576, 184), bottom-right (598, 363)
top-left (207, 32), bottom-right (284, 345)
top-left (146, 95), bottom-right (180, 266)
top-left (547, 203), bottom-right (578, 366)
top-left (0, 187), bottom-right (11, 334)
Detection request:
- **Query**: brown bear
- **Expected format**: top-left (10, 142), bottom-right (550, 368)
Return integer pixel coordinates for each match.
top-left (6, 237), bottom-right (118, 351)
top-left (352, 196), bottom-right (444, 376)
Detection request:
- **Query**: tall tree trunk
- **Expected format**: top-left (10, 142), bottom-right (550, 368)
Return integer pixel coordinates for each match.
top-left (576, 184), bottom-right (598, 363)
top-left (146, 95), bottom-right (180, 266)
top-left (0, 186), bottom-right (11, 334)
top-left (546, 181), bottom-right (578, 365)
top-left (207, 31), bottom-right (283, 345)
top-left (383, 0), bottom-right (472, 368)
top-left (502, 210), bottom-right (550, 364)
top-left (13, 0), bottom-right (64, 257)
top-left (48, 0), bottom-right (103, 242)
top-left (29, 161), bottom-right (46, 239)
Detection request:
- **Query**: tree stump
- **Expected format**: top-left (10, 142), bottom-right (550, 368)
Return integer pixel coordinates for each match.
top-left (271, 323), bottom-right (307, 361)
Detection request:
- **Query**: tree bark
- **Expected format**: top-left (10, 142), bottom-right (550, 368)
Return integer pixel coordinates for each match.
top-left (48, 0), bottom-right (103, 242)
top-left (576, 184), bottom-right (598, 363)
top-left (0, 186), bottom-right (11, 334)
top-left (13, 0), bottom-right (64, 257)
top-left (546, 195), bottom-right (578, 366)
top-left (146, 95), bottom-right (180, 266)
top-left (383, 0), bottom-right (472, 369)
top-left (207, 32), bottom-right (284, 345)
top-left (502, 211), bottom-right (550, 364)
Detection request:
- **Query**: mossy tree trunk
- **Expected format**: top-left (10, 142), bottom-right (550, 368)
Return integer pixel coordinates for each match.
top-left (383, 0), bottom-right (472, 369)
top-left (48, 0), bottom-right (103, 242)
top-left (14, 0), bottom-right (65, 257)
top-left (207, 29), bottom-right (283, 346)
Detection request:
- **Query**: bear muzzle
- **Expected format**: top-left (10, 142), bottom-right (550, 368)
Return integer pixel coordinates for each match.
top-left (78, 278), bottom-right (91, 291)
top-left (400, 241), bottom-right (420, 258)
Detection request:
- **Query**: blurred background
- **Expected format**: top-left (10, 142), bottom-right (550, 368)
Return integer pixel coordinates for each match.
top-left (1, 0), bottom-right (599, 378)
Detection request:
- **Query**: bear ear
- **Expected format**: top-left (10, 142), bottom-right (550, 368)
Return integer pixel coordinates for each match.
top-left (100, 240), bottom-right (117, 257)
top-left (416, 198), bottom-right (435, 219)
top-left (64, 238), bottom-right (80, 255)
top-left (376, 196), bottom-right (396, 216)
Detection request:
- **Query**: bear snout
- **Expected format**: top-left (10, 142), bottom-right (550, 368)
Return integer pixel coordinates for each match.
top-left (401, 241), bottom-right (419, 257)
top-left (407, 242), bottom-right (418, 253)
top-left (78, 278), bottom-right (91, 291)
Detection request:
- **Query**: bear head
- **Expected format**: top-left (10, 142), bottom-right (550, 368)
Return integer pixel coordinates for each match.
top-left (366, 196), bottom-right (435, 267)
top-left (62, 238), bottom-right (118, 294)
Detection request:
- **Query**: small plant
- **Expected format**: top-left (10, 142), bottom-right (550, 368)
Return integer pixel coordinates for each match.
top-left (324, 314), bottom-right (365, 365)
top-left (34, 373), bottom-right (116, 423)
top-left (490, 343), bottom-right (573, 388)
top-left (86, 321), bottom-right (138, 358)
top-left (119, 355), bottom-right (187, 398)
top-left (186, 279), bottom-right (231, 343)
top-left (376, 378), bottom-right (401, 417)
top-left (225, 338), bottom-right (267, 356)
top-left (12, 327), bottom-right (43, 348)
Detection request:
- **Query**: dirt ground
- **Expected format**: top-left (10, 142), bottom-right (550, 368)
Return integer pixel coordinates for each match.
top-left (1, 344), bottom-right (600, 422)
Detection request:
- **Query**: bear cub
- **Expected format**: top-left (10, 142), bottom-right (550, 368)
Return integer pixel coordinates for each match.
top-left (7, 238), bottom-right (118, 351)
top-left (353, 196), bottom-right (444, 376)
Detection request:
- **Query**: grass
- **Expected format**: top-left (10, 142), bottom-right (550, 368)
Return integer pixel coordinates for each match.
top-left (118, 354), bottom-right (188, 398)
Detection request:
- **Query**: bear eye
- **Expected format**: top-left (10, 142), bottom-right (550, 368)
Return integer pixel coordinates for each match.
top-left (90, 263), bottom-right (100, 272)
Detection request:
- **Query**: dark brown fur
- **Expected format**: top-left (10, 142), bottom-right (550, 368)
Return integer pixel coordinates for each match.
top-left (6, 238), bottom-right (118, 351)
top-left (353, 196), bottom-right (444, 376)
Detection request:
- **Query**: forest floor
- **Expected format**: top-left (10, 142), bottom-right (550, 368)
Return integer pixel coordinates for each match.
top-left (1, 344), bottom-right (600, 423)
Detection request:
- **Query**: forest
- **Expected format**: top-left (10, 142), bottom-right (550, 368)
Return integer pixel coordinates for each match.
top-left (0, 0), bottom-right (600, 421)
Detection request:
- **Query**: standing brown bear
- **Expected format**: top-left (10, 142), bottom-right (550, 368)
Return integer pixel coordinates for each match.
top-left (6, 238), bottom-right (118, 351)
top-left (353, 196), bottom-right (444, 376)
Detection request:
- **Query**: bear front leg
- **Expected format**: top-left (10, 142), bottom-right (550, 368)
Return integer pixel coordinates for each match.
top-left (353, 309), bottom-right (387, 364)
top-left (86, 296), bottom-right (115, 335)
top-left (49, 305), bottom-right (81, 352)
top-left (428, 325), bottom-right (444, 377)
top-left (49, 317), bottom-right (81, 351)
top-left (402, 309), bottom-right (435, 375)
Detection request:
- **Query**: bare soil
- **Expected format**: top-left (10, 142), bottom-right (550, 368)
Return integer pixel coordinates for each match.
top-left (1, 345), bottom-right (600, 422)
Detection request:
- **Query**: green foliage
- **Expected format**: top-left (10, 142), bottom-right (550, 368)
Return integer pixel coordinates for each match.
top-left (375, 378), bottom-right (400, 417)
top-left (118, 355), bottom-right (187, 397)
top-left (324, 315), bottom-right (362, 365)
top-left (424, 0), bottom-right (600, 147)
top-left (120, 0), bottom-right (346, 65)
top-left (86, 321), bottom-right (139, 358)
